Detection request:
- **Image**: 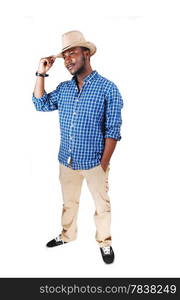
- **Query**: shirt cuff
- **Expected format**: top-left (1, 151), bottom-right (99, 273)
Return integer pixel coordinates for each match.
top-left (104, 131), bottom-right (121, 141)
top-left (32, 91), bottom-right (47, 102)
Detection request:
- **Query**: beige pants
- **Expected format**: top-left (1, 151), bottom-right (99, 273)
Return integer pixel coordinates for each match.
top-left (58, 163), bottom-right (112, 247)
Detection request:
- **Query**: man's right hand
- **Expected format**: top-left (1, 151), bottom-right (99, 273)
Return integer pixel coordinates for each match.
top-left (37, 55), bottom-right (56, 74)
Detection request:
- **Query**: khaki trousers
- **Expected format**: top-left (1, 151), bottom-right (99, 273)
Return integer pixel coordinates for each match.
top-left (58, 163), bottom-right (112, 247)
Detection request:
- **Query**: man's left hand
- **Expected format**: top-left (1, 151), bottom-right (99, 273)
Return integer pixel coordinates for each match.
top-left (100, 160), bottom-right (109, 172)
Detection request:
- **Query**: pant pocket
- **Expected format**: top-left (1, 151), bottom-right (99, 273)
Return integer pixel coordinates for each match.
top-left (99, 163), bottom-right (110, 174)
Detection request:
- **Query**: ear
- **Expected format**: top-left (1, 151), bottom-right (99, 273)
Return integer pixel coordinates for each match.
top-left (85, 49), bottom-right (90, 59)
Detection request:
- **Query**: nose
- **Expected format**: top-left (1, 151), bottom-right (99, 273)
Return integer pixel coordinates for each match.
top-left (65, 56), bottom-right (72, 66)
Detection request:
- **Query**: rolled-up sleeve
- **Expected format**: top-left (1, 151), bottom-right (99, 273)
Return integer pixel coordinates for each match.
top-left (104, 83), bottom-right (124, 141)
top-left (32, 82), bottom-right (62, 112)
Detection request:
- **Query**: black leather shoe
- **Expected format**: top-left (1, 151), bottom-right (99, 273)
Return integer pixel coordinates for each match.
top-left (46, 236), bottom-right (67, 248)
top-left (100, 246), bottom-right (115, 264)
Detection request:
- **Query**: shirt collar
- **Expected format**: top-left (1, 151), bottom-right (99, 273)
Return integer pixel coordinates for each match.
top-left (71, 70), bottom-right (98, 84)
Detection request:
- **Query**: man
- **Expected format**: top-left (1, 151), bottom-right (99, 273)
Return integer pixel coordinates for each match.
top-left (32, 30), bottom-right (123, 264)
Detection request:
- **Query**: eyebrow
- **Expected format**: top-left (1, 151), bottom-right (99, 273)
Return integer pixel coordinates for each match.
top-left (62, 48), bottom-right (79, 57)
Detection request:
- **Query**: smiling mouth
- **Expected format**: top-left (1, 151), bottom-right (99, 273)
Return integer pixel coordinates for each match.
top-left (67, 64), bottom-right (75, 70)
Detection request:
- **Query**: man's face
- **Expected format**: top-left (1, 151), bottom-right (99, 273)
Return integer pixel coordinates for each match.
top-left (62, 46), bottom-right (88, 75)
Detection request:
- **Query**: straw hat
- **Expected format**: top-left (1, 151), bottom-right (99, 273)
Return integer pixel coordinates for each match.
top-left (55, 30), bottom-right (97, 58)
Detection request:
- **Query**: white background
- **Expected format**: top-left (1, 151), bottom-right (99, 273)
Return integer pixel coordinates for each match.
top-left (0, 0), bottom-right (179, 277)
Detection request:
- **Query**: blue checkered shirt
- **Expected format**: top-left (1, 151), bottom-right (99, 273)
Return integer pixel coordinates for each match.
top-left (32, 70), bottom-right (123, 170)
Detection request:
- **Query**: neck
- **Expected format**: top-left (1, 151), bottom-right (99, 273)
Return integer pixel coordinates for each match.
top-left (76, 65), bottom-right (93, 84)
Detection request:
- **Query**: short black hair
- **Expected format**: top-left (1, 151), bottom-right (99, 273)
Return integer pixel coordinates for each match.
top-left (80, 46), bottom-right (90, 53)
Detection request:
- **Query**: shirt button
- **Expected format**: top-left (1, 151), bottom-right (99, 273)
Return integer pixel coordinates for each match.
top-left (73, 112), bottom-right (76, 115)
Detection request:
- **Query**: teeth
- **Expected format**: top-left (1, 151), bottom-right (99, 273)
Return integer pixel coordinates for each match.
top-left (68, 64), bottom-right (74, 69)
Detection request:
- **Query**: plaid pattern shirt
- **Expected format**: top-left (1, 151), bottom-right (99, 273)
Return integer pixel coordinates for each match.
top-left (32, 70), bottom-right (123, 170)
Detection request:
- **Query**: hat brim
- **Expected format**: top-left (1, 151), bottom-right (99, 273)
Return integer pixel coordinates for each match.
top-left (55, 41), bottom-right (96, 58)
